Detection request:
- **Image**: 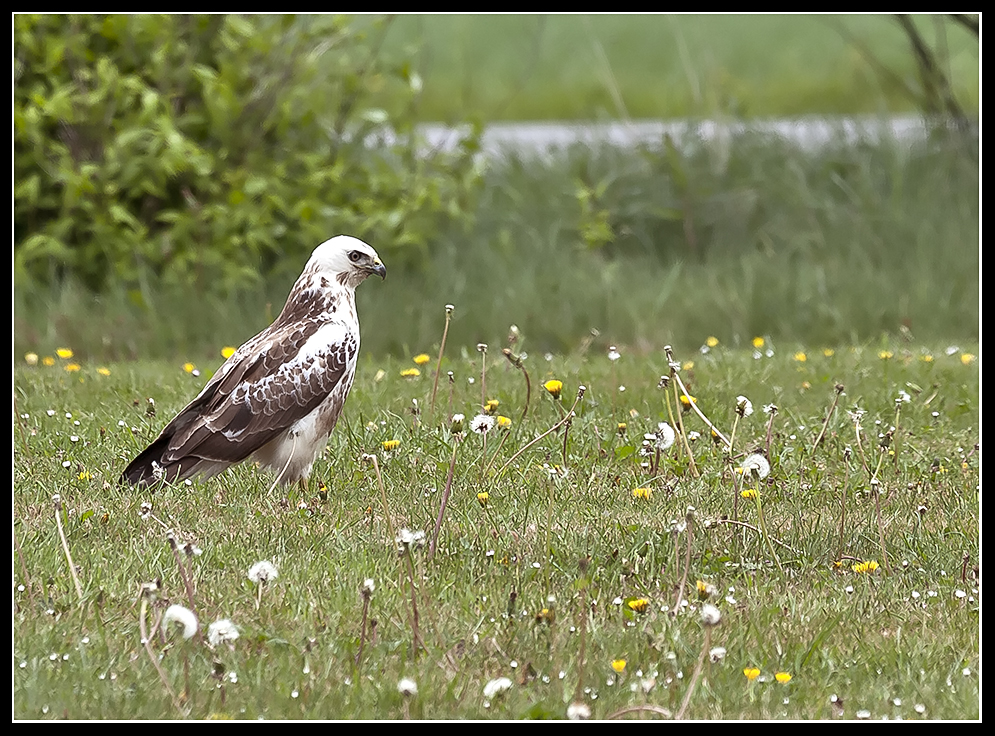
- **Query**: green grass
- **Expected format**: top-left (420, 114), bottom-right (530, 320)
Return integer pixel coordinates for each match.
top-left (375, 14), bottom-right (979, 121)
top-left (14, 341), bottom-right (979, 719)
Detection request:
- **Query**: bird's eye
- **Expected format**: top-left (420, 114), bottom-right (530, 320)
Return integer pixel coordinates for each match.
top-left (348, 251), bottom-right (363, 264)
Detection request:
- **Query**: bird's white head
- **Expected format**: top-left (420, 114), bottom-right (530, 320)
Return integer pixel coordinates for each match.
top-left (308, 235), bottom-right (386, 289)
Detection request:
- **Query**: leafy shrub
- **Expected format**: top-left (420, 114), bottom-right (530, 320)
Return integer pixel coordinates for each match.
top-left (14, 14), bottom-right (481, 295)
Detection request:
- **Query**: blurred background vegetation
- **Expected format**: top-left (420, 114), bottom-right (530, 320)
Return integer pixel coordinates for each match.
top-left (14, 14), bottom-right (979, 361)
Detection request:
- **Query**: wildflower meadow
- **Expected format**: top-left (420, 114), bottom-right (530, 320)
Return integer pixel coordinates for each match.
top-left (13, 329), bottom-right (979, 719)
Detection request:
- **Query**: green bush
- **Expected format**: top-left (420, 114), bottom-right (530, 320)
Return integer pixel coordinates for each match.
top-left (14, 14), bottom-right (481, 295)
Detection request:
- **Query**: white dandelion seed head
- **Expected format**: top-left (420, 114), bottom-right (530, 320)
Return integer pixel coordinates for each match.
top-left (763, 403), bottom-right (778, 415)
top-left (736, 396), bottom-right (754, 417)
top-left (483, 677), bottom-right (513, 700)
top-left (362, 578), bottom-right (376, 595)
top-left (397, 677), bottom-right (418, 697)
top-left (656, 422), bottom-right (676, 450)
top-left (162, 604), bottom-right (198, 640)
top-left (741, 454), bottom-right (770, 480)
top-left (151, 460), bottom-right (165, 482)
top-left (709, 646), bottom-right (727, 663)
top-left (471, 414), bottom-right (495, 434)
top-left (567, 702), bottom-right (591, 720)
top-left (607, 347), bottom-right (620, 361)
top-left (139, 501), bottom-right (153, 520)
top-left (700, 603), bottom-right (722, 627)
top-left (395, 528), bottom-right (427, 553)
top-left (207, 618), bottom-right (239, 647)
top-left (247, 560), bottom-right (278, 584)
top-left (897, 390), bottom-right (911, 404)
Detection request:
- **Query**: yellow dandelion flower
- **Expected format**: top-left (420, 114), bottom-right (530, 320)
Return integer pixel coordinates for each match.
top-left (413, 353), bottom-right (431, 365)
top-left (706, 336), bottom-right (719, 348)
top-left (823, 348), bottom-right (835, 357)
top-left (611, 659), bottom-right (627, 674)
top-left (633, 487), bottom-right (652, 500)
top-left (64, 363), bottom-right (81, 373)
top-left (679, 394), bottom-right (697, 412)
top-left (793, 352), bottom-right (807, 363)
top-left (382, 439), bottom-right (400, 452)
top-left (77, 471), bottom-right (91, 481)
top-left (544, 379), bottom-right (563, 399)
top-left (617, 422), bottom-right (627, 436)
top-left (851, 560), bottom-right (879, 574)
top-left (961, 353), bottom-right (976, 365)
top-left (496, 415), bottom-right (512, 429)
top-left (25, 353), bottom-right (39, 366)
top-left (97, 367), bottom-right (111, 376)
top-left (627, 598), bottom-right (649, 614)
top-left (775, 672), bottom-right (792, 684)
top-left (183, 362), bottom-right (196, 374)
top-left (744, 667), bottom-right (761, 681)
top-left (740, 488), bottom-right (758, 500)
top-left (920, 354), bottom-right (934, 363)
top-left (56, 348), bottom-right (74, 359)
top-left (476, 492), bottom-right (489, 506)
top-left (221, 346), bottom-right (237, 359)
top-left (42, 356), bottom-right (55, 366)
top-left (696, 580), bottom-right (717, 600)
top-left (485, 399), bottom-right (500, 414)
top-left (400, 368), bottom-right (421, 378)
top-left (536, 607), bottom-right (554, 624)
top-left (683, 361), bottom-right (694, 371)
top-left (752, 337), bottom-right (765, 349)
top-left (878, 350), bottom-right (893, 360)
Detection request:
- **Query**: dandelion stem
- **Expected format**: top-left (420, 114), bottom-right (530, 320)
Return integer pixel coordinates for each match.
top-left (502, 349), bottom-right (531, 424)
top-left (481, 427), bottom-right (512, 476)
top-left (480, 350), bottom-right (487, 411)
top-left (166, 530), bottom-right (198, 624)
top-left (356, 594), bottom-right (370, 669)
top-left (53, 495), bottom-right (83, 602)
top-left (138, 595), bottom-right (186, 715)
top-left (854, 419), bottom-right (871, 478)
top-left (369, 455), bottom-right (395, 550)
top-left (675, 627), bottom-right (710, 720)
top-left (812, 384), bottom-right (844, 452)
top-left (667, 357), bottom-right (730, 448)
top-left (670, 518), bottom-right (693, 616)
top-left (496, 388), bottom-right (585, 478)
top-left (429, 440), bottom-right (460, 560)
top-left (835, 459), bottom-right (850, 563)
top-left (403, 553), bottom-right (424, 657)
top-left (429, 306), bottom-right (453, 420)
top-left (665, 376), bottom-right (700, 478)
top-left (573, 581), bottom-right (589, 703)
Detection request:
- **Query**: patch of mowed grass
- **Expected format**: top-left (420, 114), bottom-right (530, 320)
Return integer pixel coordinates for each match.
top-left (14, 338), bottom-right (978, 719)
top-left (13, 130), bottom-right (979, 363)
top-left (378, 15), bottom-right (979, 121)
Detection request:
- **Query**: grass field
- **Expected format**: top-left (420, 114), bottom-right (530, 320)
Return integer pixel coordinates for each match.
top-left (13, 337), bottom-right (979, 719)
top-left (374, 14), bottom-right (979, 121)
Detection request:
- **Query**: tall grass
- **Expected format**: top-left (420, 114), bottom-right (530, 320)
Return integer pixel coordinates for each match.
top-left (15, 129), bottom-right (979, 362)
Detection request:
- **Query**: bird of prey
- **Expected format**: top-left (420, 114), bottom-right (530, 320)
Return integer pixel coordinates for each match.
top-left (121, 235), bottom-right (385, 489)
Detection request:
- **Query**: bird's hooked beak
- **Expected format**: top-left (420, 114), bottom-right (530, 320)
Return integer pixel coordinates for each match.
top-left (370, 259), bottom-right (386, 280)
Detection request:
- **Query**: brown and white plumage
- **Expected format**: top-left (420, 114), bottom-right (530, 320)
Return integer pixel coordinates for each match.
top-left (121, 235), bottom-right (385, 488)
